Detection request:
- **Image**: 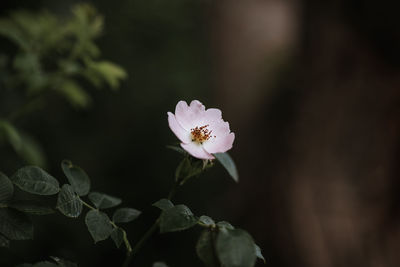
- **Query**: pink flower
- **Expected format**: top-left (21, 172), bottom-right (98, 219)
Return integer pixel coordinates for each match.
top-left (168, 100), bottom-right (235, 160)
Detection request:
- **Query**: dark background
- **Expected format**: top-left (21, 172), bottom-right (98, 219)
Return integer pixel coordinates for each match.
top-left (1, 0), bottom-right (400, 266)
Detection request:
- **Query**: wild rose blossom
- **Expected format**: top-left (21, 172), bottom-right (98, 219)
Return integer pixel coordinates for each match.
top-left (167, 100), bottom-right (235, 160)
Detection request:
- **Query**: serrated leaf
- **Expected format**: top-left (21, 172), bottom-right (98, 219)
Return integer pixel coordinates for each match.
top-left (216, 229), bottom-right (256, 267)
top-left (61, 160), bottom-right (90, 196)
top-left (152, 199), bottom-right (174, 211)
top-left (196, 230), bottom-right (219, 267)
top-left (255, 244), bottom-right (266, 263)
top-left (88, 192), bottom-right (121, 209)
top-left (0, 208), bottom-right (33, 240)
top-left (0, 172), bottom-right (13, 203)
top-left (85, 210), bottom-right (113, 243)
top-left (152, 262), bottom-right (168, 267)
top-left (199, 216), bottom-right (215, 227)
top-left (111, 227), bottom-right (124, 248)
top-left (0, 234), bottom-right (9, 247)
top-left (11, 166), bottom-right (59, 195)
top-left (159, 204), bottom-right (198, 233)
top-left (57, 184), bottom-right (82, 218)
top-left (112, 208), bottom-right (141, 223)
top-left (214, 153), bottom-right (239, 182)
top-left (9, 201), bottom-right (54, 215)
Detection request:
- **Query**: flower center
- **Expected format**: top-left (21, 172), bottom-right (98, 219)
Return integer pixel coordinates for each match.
top-left (190, 125), bottom-right (214, 144)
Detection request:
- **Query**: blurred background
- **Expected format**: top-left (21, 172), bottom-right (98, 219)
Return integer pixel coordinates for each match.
top-left (1, 0), bottom-right (400, 266)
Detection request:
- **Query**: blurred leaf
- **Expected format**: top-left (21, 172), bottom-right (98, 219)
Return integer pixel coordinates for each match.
top-left (196, 230), bottom-right (219, 267)
top-left (214, 153), bottom-right (239, 182)
top-left (159, 204), bottom-right (198, 233)
top-left (199, 215), bottom-right (215, 227)
top-left (0, 120), bottom-right (22, 152)
top-left (112, 208), bottom-right (141, 223)
top-left (110, 227), bottom-right (124, 248)
top-left (255, 244), bottom-right (266, 263)
top-left (33, 262), bottom-right (58, 267)
top-left (9, 201), bottom-right (54, 215)
top-left (0, 18), bottom-right (29, 50)
top-left (56, 79), bottom-right (91, 108)
top-left (57, 184), bottom-right (82, 218)
top-left (17, 132), bottom-right (47, 168)
top-left (61, 160), bottom-right (90, 196)
top-left (216, 229), bottom-right (256, 267)
top-left (85, 209), bottom-right (113, 243)
top-left (0, 172), bottom-right (14, 203)
top-left (0, 234), bottom-right (9, 248)
top-left (152, 199), bottom-right (174, 211)
top-left (0, 208), bottom-right (33, 240)
top-left (175, 157), bottom-right (203, 184)
top-left (86, 61), bottom-right (127, 89)
top-left (11, 166), bottom-right (59, 195)
top-left (88, 192), bottom-right (121, 209)
top-left (153, 262), bottom-right (168, 267)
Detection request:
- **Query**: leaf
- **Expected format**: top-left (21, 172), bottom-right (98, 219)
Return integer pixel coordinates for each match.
top-left (112, 208), bottom-right (141, 223)
top-left (110, 227), bottom-right (124, 248)
top-left (11, 166), bottom-right (60, 195)
top-left (33, 262), bottom-right (58, 267)
top-left (199, 215), bottom-right (215, 227)
top-left (17, 133), bottom-right (47, 168)
top-left (152, 199), bottom-right (174, 211)
top-left (175, 157), bottom-right (203, 183)
top-left (0, 172), bottom-right (13, 203)
top-left (255, 244), bottom-right (266, 263)
top-left (85, 209), bottom-right (113, 243)
top-left (61, 160), bottom-right (90, 196)
top-left (57, 80), bottom-right (91, 108)
top-left (0, 234), bottom-right (9, 248)
top-left (152, 262), bottom-right (168, 267)
top-left (0, 208), bottom-right (33, 240)
top-left (159, 204), bottom-right (198, 233)
top-left (166, 145), bottom-right (186, 155)
top-left (216, 229), bottom-right (256, 267)
top-left (216, 221), bottom-right (235, 231)
top-left (57, 184), bottom-right (82, 218)
top-left (0, 120), bottom-right (22, 151)
top-left (9, 201), bottom-right (54, 215)
top-left (214, 153), bottom-right (239, 182)
top-left (88, 192), bottom-right (121, 209)
top-left (87, 61), bottom-right (127, 89)
top-left (50, 256), bottom-right (78, 267)
top-left (196, 230), bottom-right (219, 267)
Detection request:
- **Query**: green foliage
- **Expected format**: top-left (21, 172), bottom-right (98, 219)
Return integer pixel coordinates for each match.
top-left (152, 198), bottom-right (174, 211)
top-left (159, 204), bottom-right (198, 233)
top-left (255, 244), bottom-right (266, 263)
top-left (57, 184), bottom-right (83, 218)
top-left (198, 215), bottom-right (215, 227)
top-left (11, 166), bottom-right (59, 195)
top-left (216, 229), bottom-right (257, 267)
top-left (153, 262), bottom-right (169, 267)
top-left (196, 230), bottom-right (219, 267)
top-left (17, 257), bottom-right (77, 267)
top-left (61, 160), bottom-right (90, 196)
top-left (85, 209), bottom-right (113, 243)
top-left (9, 201), bottom-right (54, 215)
top-left (88, 192), bottom-right (121, 209)
top-left (214, 153), bottom-right (239, 183)
top-left (112, 208), bottom-right (141, 223)
top-left (0, 208), bottom-right (33, 240)
top-left (110, 227), bottom-right (124, 248)
top-left (0, 172), bottom-right (14, 203)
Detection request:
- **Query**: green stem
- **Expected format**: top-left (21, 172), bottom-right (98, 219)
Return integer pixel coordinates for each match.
top-left (122, 180), bottom-right (180, 267)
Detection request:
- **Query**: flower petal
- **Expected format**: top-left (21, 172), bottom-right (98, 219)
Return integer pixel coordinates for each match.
top-left (175, 100), bottom-right (206, 131)
top-left (203, 132), bottom-right (235, 154)
top-left (167, 112), bottom-right (191, 143)
top-left (181, 142), bottom-right (214, 160)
